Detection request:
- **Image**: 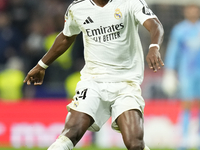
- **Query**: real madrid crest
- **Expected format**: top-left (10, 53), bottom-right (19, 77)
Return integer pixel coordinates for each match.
top-left (114, 8), bottom-right (122, 19)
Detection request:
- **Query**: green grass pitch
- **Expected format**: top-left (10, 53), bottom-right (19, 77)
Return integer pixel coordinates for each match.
top-left (0, 146), bottom-right (197, 150)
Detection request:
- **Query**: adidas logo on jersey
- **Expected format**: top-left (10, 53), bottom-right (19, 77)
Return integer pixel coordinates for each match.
top-left (83, 17), bottom-right (94, 24)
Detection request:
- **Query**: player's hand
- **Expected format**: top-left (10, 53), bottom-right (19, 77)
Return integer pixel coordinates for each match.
top-left (146, 47), bottom-right (164, 72)
top-left (23, 64), bottom-right (46, 85)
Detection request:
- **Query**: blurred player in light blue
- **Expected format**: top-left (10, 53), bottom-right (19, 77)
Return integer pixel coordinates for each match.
top-left (162, 4), bottom-right (200, 150)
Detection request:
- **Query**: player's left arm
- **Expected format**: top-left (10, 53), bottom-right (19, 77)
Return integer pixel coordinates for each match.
top-left (143, 18), bottom-right (164, 72)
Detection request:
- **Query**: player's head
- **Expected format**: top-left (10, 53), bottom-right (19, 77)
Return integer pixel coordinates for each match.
top-left (184, 4), bottom-right (200, 23)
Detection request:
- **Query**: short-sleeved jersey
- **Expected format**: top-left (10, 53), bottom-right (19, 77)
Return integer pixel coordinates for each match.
top-left (63, 0), bottom-right (157, 84)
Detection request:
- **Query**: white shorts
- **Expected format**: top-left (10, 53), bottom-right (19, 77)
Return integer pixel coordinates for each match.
top-left (67, 80), bottom-right (145, 132)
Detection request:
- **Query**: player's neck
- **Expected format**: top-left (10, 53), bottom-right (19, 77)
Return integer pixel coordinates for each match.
top-left (92, 0), bottom-right (110, 7)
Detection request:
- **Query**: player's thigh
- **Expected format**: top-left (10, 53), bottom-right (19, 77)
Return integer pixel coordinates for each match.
top-left (116, 109), bottom-right (144, 149)
top-left (111, 81), bottom-right (145, 131)
top-left (61, 109), bottom-right (94, 146)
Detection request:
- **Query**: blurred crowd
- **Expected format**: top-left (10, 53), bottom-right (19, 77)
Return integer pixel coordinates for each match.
top-left (0, 0), bottom-right (85, 100)
top-left (0, 0), bottom-right (189, 101)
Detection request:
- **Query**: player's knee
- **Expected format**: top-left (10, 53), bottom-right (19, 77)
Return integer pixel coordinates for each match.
top-left (125, 139), bottom-right (144, 150)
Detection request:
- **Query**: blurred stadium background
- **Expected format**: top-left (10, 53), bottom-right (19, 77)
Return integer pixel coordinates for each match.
top-left (0, 0), bottom-right (200, 150)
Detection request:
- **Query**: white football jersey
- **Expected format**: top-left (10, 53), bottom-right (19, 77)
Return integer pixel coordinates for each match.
top-left (63, 0), bottom-right (157, 84)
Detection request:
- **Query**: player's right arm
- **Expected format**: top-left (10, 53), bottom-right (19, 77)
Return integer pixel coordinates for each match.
top-left (24, 32), bottom-right (77, 85)
top-left (144, 18), bottom-right (164, 72)
top-left (131, 0), bottom-right (164, 72)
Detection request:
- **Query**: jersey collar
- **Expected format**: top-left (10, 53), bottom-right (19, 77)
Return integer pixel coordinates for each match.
top-left (89, 0), bottom-right (113, 7)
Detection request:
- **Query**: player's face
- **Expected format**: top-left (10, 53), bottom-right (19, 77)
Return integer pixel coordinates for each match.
top-left (184, 5), bottom-right (200, 23)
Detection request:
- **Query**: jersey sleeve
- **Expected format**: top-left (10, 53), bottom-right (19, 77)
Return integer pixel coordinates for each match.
top-left (63, 6), bottom-right (81, 36)
top-left (130, 0), bottom-right (157, 25)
